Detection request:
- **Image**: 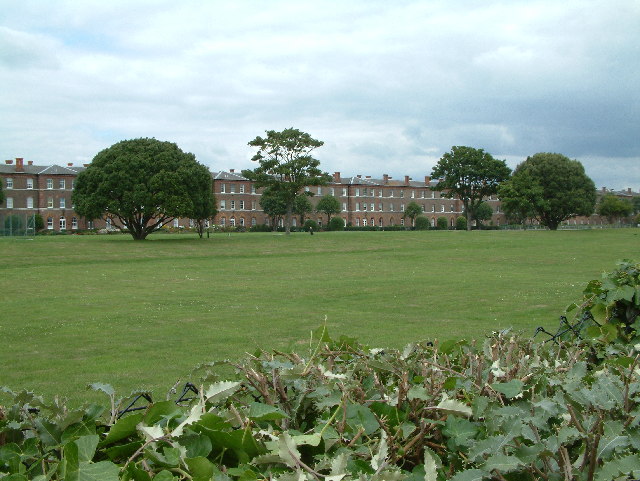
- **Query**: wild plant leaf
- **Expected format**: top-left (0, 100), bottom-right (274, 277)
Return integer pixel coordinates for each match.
top-left (449, 469), bottom-right (486, 481)
top-left (144, 446), bottom-right (181, 468)
top-left (407, 385), bottom-right (430, 401)
top-left (371, 432), bottom-right (388, 471)
top-left (152, 470), bottom-right (175, 481)
top-left (76, 461), bottom-right (120, 481)
top-left (180, 434), bottom-right (212, 458)
top-left (204, 381), bottom-right (241, 403)
top-left (436, 394), bottom-right (472, 418)
top-left (143, 401), bottom-right (182, 425)
top-left (74, 435), bottom-right (99, 463)
top-left (292, 433), bottom-right (322, 447)
top-left (346, 404), bottom-right (379, 435)
top-left (443, 416), bottom-right (478, 448)
top-left (88, 383), bottom-right (114, 397)
top-left (483, 454), bottom-right (524, 473)
top-left (330, 451), bottom-right (349, 476)
top-left (490, 379), bottom-right (524, 399)
top-left (597, 435), bottom-right (630, 460)
top-left (34, 418), bottom-right (62, 447)
top-left (278, 432), bottom-right (300, 469)
top-left (468, 425), bottom-right (520, 462)
top-left (595, 454), bottom-right (640, 481)
top-left (103, 440), bottom-right (142, 461)
top-left (423, 449), bottom-right (438, 481)
top-left (138, 424), bottom-right (164, 442)
top-left (185, 456), bottom-right (215, 481)
top-left (172, 399), bottom-right (205, 437)
top-left (101, 413), bottom-right (144, 446)
top-left (248, 402), bottom-right (288, 421)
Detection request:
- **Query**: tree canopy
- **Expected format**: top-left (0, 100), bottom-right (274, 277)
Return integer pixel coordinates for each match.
top-left (402, 201), bottom-right (423, 227)
top-left (497, 171), bottom-right (542, 226)
top-left (259, 187), bottom-right (287, 230)
top-left (431, 146), bottom-right (511, 230)
top-left (242, 128), bottom-right (330, 235)
top-left (498, 153), bottom-right (596, 230)
top-left (471, 201), bottom-right (493, 228)
top-left (597, 194), bottom-right (633, 224)
top-left (72, 138), bottom-right (215, 240)
top-left (315, 194), bottom-right (341, 225)
top-left (294, 194), bottom-right (313, 226)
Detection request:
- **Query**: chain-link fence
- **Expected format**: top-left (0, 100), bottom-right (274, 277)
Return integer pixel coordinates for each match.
top-left (0, 213), bottom-right (37, 237)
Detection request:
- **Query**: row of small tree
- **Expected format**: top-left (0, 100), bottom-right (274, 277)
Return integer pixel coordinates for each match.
top-left (69, 129), bottom-right (634, 240)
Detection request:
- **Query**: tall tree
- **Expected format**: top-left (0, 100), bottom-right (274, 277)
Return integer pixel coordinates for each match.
top-left (294, 194), bottom-right (313, 227)
top-left (431, 146), bottom-right (511, 230)
top-left (471, 201), bottom-right (493, 228)
top-left (597, 194), bottom-right (633, 224)
top-left (499, 153), bottom-right (596, 230)
top-left (72, 138), bottom-right (215, 240)
top-left (242, 128), bottom-right (330, 235)
top-left (315, 194), bottom-right (341, 225)
top-left (402, 201), bottom-right (423, 227)
top-left (497, 171), bottom-right (542, 226)
top-left (259, 187), bottom-right (288, 230)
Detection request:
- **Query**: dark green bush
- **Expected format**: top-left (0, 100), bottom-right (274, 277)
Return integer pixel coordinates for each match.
top-left (436, 216), bottom-right (448, 230)
top-left (414, 215), bottom-right (430, 230)
top-left (327, 216), bottom-right (345, 231)
top-left (303, 219), bottom-right (318, 232)
top-left (455, 215), bottom-right (467, 230)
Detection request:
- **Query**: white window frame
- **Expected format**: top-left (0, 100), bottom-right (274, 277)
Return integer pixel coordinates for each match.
top-left (59, 217), bottom-right (66, 230)
top-left (27, 197), bottom-right (33, 208)
top-left (59, 179), bottom-right (65, 189)
top-left (72, 217), bottom-right (78, 229)
top-left (27, 178), bottom-right (33, 189)
top-left (47, 179), bottom-right (53, 189)
top-left (6, 197), bottom-right (13, 208)
top-left (60, 198), bottom-right (66, 208)
top-left (6, 178), bottom-right (13, 189)
top-left (47, 217), bottom-right (53, 230)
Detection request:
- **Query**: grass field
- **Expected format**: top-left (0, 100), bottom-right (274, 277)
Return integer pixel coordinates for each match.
top-left (1, 228), bottom-right (637, 403)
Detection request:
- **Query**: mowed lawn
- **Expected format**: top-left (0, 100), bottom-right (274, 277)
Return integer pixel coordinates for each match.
top-left (1, 228), bottom-right (637, 403)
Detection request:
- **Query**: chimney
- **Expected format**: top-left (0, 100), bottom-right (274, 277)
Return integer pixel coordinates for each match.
top-left (628, 188), bottom-right (632, 194)
top-left (601, 187), bottom-right (607, 193)
top-left (365, 175), bottom-right (371, 179)
top-left (357, 174), bottom-right (362, 178)
top-left (5, 160), bottom-right (13, 165)
top-left (28, 161), bottom-right (33, 165)
top-left (424, 175), bottom-right (431, 184)
top-left (404, 175), bottom-right (410, 184)
top-left (229, 168), bottom-right (235, 173)
top-left (333, 171), bottom-right (341, 182)
top-left (383, 174), bottom-right (389, 184)
top-left (15, 158), bottom-right (24, 172)
top-left (83, 163), bottom-right (90, 167)
top-left (67, 162), bottom-right (73, 167)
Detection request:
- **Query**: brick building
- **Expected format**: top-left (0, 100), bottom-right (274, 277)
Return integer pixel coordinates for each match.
top-left (2, 157), bottom-right (636, 232)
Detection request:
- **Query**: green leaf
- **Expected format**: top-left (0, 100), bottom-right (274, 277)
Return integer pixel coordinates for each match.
top-left (77, 461), bottom-right (120, 481)
top-left (75, 435), bottom-right (99, 462)
top-left (490, 379), bottom-right (524, 399)
top-left (171, 399), bottom-right (205, 437)
top-left (101, 413), bottom-right (144, 446)
top-left (152, 470), bottom-right (175, 481)
top-left (597, 435), bottom-right (629, 460)
top-left (180, 434), bottom-right (212, 458)
top-left (144, 401), bottom-right (181, 425)
top-left (88, 383), bottom-right (115, 397)
top-left (35, 418), bottom-right (62, 446)
top-left (483, 454), bottom-right (524, 473)
top-left (449, 469), bottom-right (486, 481)
top-left (407, 386), bottom-right (430, 401)
top-left (248, 402), bottom-right (288, 421)
top-left (436, 394), bottom-right (472, 417)
top-left (185, 457), bottom-right (215, 481)
top-left (371, 432), bottom-right (388, 471)
top-left (204, 381), bottom-right (241, 403)
top-left (277, 432), bottom-right (300, 469)
top-left (424, 450), bottom-right (438, 481)
top-left (595, 454), bottom-right (640, 481)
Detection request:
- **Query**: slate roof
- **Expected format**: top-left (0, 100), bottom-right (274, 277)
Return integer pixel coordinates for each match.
top-left (0, 163), bottom-right (84, 175)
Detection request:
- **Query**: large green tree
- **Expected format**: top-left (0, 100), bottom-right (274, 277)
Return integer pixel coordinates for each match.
top-left (72, 138), bottom-right (215, 240)
top-left (497, 171), bottom-right (542, 226)
top-left (315, 194), bottom-right (341, 225)
top-left (597, 194), bottom-right (633, 224)
top-left (402, 201), bottom-right (423, 227)
top-left (242, 128), bottom-right (330, 235)
top-left (499, 153), bottom-right (596, 230)
top-left (294, 194), bottom-right (313, 227)
top-left (259, 187), bottom-right (287, 230)
top-left (431, 146), bottom-right (511, 230)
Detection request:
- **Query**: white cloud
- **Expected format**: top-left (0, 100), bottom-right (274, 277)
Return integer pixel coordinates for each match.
top-left (1, 0), bottom-right (638, 190)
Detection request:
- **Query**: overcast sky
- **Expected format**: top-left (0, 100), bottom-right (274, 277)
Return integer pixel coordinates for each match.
top-left (2, 1), bottom-right (639, 190)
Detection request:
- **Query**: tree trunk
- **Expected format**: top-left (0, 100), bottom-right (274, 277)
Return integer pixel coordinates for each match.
top-left (285, 204), bottom-right (292, 235)
top-left (465, 202), bottom-right (472, 231)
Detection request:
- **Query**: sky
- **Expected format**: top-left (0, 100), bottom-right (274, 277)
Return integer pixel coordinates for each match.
top-left (1, 0), bottom-right (639, 190)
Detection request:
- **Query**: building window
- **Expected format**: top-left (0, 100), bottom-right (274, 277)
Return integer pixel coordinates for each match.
top-left (441, 205), bottom-right (445, 212)
top-left (251, 185), bottom-right (256, 194)
top-left (342, 202), bottom-right (347, 211)
top-left (431, 191), bottom-right (435, 199)
top-left (220, 183), bottom-right (226, 193)
top-left (6, 178), bottom-right (13, 189)
top-left (47, 179), bottom-right (53, 189)
top-left (355, 188), bottom-right (360, 196)
top-left (59, 179), bottom-right (65, 189)
top-left (220, 217), bottom-right (226, 226)
top-left (305, 186), bottom-right (310, 192)
top-left (363, 218), bottom-right (367, 226)
top-left (240, 184), bottom-right (245, 193)
top-left (421, 191), bottom-right (425, 198)
top-left (230, 200), bottom-right (235, 209)
top-left (378, 203), bottom-right (382, 211)
top-left (47, 217), bottom-right (53, 229)
top-left (342, 188), bottom-right (347, 197)
top-left (173, 218), bottom-right (179, 228)
top-left (355, 203), bottom-right (360, 211)
top-left (27, 197), bottom-right (33, 208)
top-left (106, 218), bottom-right (112, 229)
top-left (389, 203), bottom-right (394, 211)
top-left (189, 219), bottom-right (194, 228)
top-left (411, 191), bottom-right (415, 198)
top-left (431, 205), bottom-right (435, 212)
top-left (317, 186), bottom-right (322, 195)
top-left (330, 188), bottom-right (335, 196)
top-left (363, 203), bottom-right (367, 211)
top-left (401, 204), bottom-right (405, 212)
top-left (400, 190), bottom-right (404, 198)
top-left (422, 204), bottom-right (426, 212)
top-left (370, 203), bottom-right (374, 211)
top-left (356, 218), bottom-right (360, 226)
top-left (59, 217), bottom-right (66, 230)
top-left (47, 197), bottom-right (54, 208)
top-left (60, 198), bottom-right (66, 208)
top-left (230, 216), bottom-right (236, 227)
top-left (240, 217), bottom-right (245, 226)
top-left (450, 204), bottom-right (454, 212)
top-left (390, 190), bottom-right (394, 197)
top-left (363, 188), bottom-right (367, 196)
top-left (239, 200), bottom-right (245, 210)
top-left (72, 217), bottom-right (78, 229)
top-left (400, 218), bottom-right (405, 226)
top-left (220, 200), bottom-right (226, 209)
top-left (26, 178), bottom-right (33, 189)
top-left (71, 180), bottom-right (75, 189)
top-left (230, 184), bottom-right (235, 193)
top-left (371, 217), bottom-right (374, 226)
top-left (252, 201), bottom-right (256, 210)
top-left (6, 197), bottom-right (13, 208)
top-left (251, 217), bottom-right (256, 226)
